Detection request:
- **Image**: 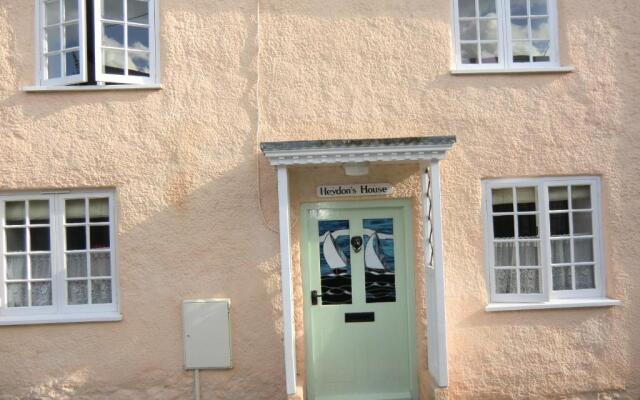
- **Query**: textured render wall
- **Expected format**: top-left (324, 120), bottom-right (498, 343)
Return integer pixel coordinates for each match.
top-left (0, 0), bottom-right (638, 399)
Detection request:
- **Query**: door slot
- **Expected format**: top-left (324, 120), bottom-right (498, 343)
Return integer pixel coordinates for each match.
top-left (344, 312), bottom-right (375, 323)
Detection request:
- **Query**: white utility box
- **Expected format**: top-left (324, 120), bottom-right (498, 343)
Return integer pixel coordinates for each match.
top-left (182, 298), bottom-right (232, 369)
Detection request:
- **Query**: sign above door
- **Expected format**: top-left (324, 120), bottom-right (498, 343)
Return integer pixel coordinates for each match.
top-left (317, 183), bottom-right (393, 198)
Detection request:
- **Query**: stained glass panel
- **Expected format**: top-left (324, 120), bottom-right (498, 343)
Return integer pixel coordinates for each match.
top-left (363, 218), bottom-right (396, 303)
top-left (318, 220), bottom-right (351, 305)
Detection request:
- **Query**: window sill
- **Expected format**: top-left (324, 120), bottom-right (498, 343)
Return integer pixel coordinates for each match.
top-left (485, 298), bottom-right (621, 312)
top-left (450, 66), bottom-right (575, 75)
top-left (22, 84), bottom-right (162, 93)
top-left (0, 312), bottom-right (123, 326)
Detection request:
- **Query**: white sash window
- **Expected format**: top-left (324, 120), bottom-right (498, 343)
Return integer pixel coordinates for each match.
top-left (483, 177), bottom-right (607, 304)
top-left (0, 191), bottom-right (120, 325)
top-left (36, 0), bottom-right (158, 87)
top-left (452, 0), bottom-right (560, 71)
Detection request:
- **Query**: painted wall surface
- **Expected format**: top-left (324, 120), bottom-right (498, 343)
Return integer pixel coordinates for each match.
top-left (0, 0), bottom-right (639, 399)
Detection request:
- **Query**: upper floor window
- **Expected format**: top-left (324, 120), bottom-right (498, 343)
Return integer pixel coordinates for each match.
top-left (483, 177), bottom-right (606, 304)
top-left (0, 191), bottom-right (119, 324)
top-left (37, 0), bottom-right (158, 87)
top-left (452, 0), bottom-right (559, 71)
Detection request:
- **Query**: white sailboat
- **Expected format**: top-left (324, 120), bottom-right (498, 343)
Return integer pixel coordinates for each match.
top-left (322, 231), bottom-right (348, 271)
top-left (364, 231), bottom-right (387, 272)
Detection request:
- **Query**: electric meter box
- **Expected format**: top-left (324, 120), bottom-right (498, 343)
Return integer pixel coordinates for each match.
top-left (182, 298), bottom-right (232, 369)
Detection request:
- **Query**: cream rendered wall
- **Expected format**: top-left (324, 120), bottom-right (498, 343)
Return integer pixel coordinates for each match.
top-left (0, 0), bottom-right (639, 399)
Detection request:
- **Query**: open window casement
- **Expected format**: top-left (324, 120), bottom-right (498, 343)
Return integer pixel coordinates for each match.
top-left (36, 0), bottom-right (157, 87)
top-left (38, 0), bottom-right (88, 86)
top-left (93, 0), bottom-right (156, 84)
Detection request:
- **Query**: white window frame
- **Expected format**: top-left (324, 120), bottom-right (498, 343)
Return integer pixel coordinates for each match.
top-left (0, 190), bottom-right (120, 325)
top-left (452, 0), bottom-right (561, 72)
top-left (483, 176), bottom-right (606, 305)
top-left (34, 0), bottom-right (160, 88)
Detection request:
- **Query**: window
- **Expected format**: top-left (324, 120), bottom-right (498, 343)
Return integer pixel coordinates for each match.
top-left (0, 191), bottom-right (119, 323)
top-left (452, 0), bottom-right (559, 71)
top-left (483, 177), bottom-right (605, 303)
top-left (36, 0), bottom-right (158, 87)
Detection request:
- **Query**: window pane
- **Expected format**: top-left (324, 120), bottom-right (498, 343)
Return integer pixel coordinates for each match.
top-left (318, 220), bottom-right (352, 305)
top-left (574, 238), bottom-right (594, 262)
top-left (532, 40), bottom-right (550, 62)
top-left (571, 185), bottom-right (591, 209)
top-left (65, 199), bottom-right (85, 223)
top-left (531, 18), bottom-right (549, 39)
top-left (480, 43), bottom-right (499, 64)
top-left (64, 23), bottom-right (79, 48)
top-left (128, 51), bottom-right (150, 77)
top-left (549, 212), bottom-right (569, 236)
top-left (530, 0), bottom-right (548, 15)
top-left (47, 54), bottom-right (62, 79)
top-left (575, 265), bottom-right (595, 289)
top-left (512, 41), bottom-right (530, 63)
top-left (92, 279), bottom-right (112, 304)
top-left (551, 239), bottom-right (570, 264)
top-left (7, 283), bottom-right (28, 307)
top-left (45, 26), bottom-right (61, 52)
top-left (363, 219), bottom-right (396, 304)
top-left (459, 20), bottom-right (478, 41)
top-left (493, 215), bottom-right (515, 238)
top-left (127, 26), bottom-right (149, 51)
top-left (552, 266), bottom-right (572, 290)
top-left (91, 252), bottom-right (111, 276)
top-left (103, 49), bottom-right (126, 75)
top-left (549, 186), bottom-right (569, 210)
top-left (90, 226), bottom-right (110, 249)
top-left (6, 228), bottom-right (26, 252)
top-left (45, 0), bottom-right (61, 25)
top-left (65, 51), bottom-right (81, 76)
top-left (494, 241), bottom-right (515, 266)
top-left (518, 214), bottom-right (539, 238)
top-left (479, 19), bottom-right (498, 40)
top-left (67, 253), bottom-right (87, 277)
top-left (103, 0), bottom-right (124, 20)
top-left (128, 0), bottom-right (149, 24)
top-left (5, 201), bottom-right (25, 225)
top-left (510, 18), bottom-right (528, 40)
top-left (68, 280), bottom-right (88, 304)
top-left (520, 269), bottom-right (540, 293)
top-left (103, 23), bottom-right (125, 48)
top-left (30, 227), bottom-right (51, 251)
top-left (510, 0), bottom-right (527, 16)
top-left (492, 188), bottom-right (513, 212)
top-left (516, 187), bottom-right (537, 211)
top-left (29, 200), bottom-right (50, 224)
top-left (6, 255), bottom-right (27, 279)
top-left (460, 43), bottom-right (479, 64)
top-left (479, 0), bottom-right (497, 17)
top-left (89, 198), bottom-right (110, 222)
top-left (31, 282), bottom-right (52, 306)
top-left (31, 254), bottom-right (52, 279)
top-left (496, 269), bottom-right (517, 294)
top-left (64, 0), bottom-right (78, 21)
top-left (518, 241), bottom-right (539, 266)
top-left (458, 0), bottom-right (476, 17)
top-left (66, 226), bottom-right (86, 250)
top-left (573, 212), bottom-right (593, 235)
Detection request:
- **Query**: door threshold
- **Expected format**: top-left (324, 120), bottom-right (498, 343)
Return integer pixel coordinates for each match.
top-left (316, 391), bottom-right (412, 400)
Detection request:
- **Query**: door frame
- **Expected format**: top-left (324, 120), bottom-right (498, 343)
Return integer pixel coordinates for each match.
top-left (300, 199), bottom-right (417, 400)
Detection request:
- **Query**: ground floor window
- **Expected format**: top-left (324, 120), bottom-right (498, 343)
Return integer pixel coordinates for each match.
top-left (0, 190), bottom-right (118, 321)
top-left (483, 177), bottom-right (604, 303)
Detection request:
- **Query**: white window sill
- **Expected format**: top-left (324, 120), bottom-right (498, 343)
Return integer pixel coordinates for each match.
top-left (450, 66), bottom-right (575, 75)
top-left (0, 312), bottom-right (123, 326)
top-left (22, 84), bottom-right (162, 93)
top-left (485, 298), bottom-right (621, 312)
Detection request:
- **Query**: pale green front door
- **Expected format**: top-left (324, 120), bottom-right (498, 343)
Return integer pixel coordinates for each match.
top-left (301, 200), bottom-right (416, 400)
